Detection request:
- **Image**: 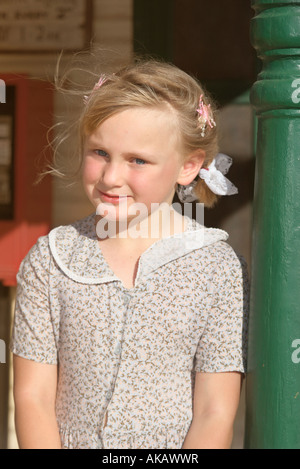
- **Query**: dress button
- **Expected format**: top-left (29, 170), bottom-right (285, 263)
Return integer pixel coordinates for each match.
top-left (123, 293), bottom-right (131, 304)
top-left (106, 390), bottom-right (113, 400)
top-left (114, 342), bottom-right (122, 355)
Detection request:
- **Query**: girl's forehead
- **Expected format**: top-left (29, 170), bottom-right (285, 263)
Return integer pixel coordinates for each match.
top-left (104, 106), bottom-right (178, 128)
top-left (88, 106), bottom-right (181, 142)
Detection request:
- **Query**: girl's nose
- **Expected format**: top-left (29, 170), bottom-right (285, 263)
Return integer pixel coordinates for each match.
top-left (101, 162), bottom-right (125, 187)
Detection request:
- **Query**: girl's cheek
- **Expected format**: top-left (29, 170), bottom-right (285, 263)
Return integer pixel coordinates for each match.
top-left (82, 157), bottom-right (101, 182)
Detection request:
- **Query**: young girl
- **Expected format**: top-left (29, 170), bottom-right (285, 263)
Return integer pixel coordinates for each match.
top-left (11, 59), bottom-right (249, 450)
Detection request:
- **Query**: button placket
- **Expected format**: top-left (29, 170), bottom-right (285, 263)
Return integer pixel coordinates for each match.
top-left (100, 289), bottom-right (136, 439)
top-left (102, 411), bottom-right (108, 430)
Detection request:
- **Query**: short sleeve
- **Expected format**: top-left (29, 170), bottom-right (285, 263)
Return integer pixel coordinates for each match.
top-left (10, 236), bottom-right (58, 364)
top-left (193, 244), bottom-right (249, 374)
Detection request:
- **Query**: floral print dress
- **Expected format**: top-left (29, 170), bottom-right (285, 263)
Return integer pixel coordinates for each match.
top-left (11, 213), bottom-right (249, 449)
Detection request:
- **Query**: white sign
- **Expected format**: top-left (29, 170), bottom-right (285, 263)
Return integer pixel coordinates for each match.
top-left (0, 0), bottom-right (92, 52)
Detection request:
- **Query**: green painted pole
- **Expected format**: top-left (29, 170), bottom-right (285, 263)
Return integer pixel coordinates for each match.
top-left (245, 0), bottom-right (300, 449)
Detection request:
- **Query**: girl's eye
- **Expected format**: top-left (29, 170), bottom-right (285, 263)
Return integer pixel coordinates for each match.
top-left (93, 151), bottom-right (146, 165)
top-left (134, 158), bottom-right (147, 165)
top-left (95, 149), bottom-right (109, 157)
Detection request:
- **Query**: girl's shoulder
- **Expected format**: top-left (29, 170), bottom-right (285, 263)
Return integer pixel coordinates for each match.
top-left (205, 236), bottom-right (247, 267)
top-left (19, 213), bottom-right (96, 274)
top-left (184, 218), bottom-right (249, 285)
top-left (201, 237), bottom-right (250, 298)
top-left (186, 218), bottom-right (247, 268)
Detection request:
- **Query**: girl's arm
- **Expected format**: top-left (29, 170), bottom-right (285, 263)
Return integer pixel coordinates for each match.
top-left (13, 355), bottom-right (62, 449)
top-left (182, 371), bottom-right (242, 449)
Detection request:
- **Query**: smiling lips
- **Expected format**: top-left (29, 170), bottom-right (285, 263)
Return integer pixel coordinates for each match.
top-left (99, 191), bottom-right (129, 204)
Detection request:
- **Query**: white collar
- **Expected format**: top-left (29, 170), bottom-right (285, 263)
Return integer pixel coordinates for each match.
top-left (49, 213), bottom-right (229, 286)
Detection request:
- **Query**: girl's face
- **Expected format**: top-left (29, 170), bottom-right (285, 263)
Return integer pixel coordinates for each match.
top-left (82, 107), bottom-right (188, 223)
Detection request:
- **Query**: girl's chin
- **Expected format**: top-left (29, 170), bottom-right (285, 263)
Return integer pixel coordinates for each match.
top-left (96, 201), bottom-right (149, 220)
top-left (95, 204), bottom-right (150, 240)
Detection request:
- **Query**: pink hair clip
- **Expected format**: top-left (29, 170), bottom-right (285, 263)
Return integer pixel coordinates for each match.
top-left (197, 95), bottom-right (217, 137)
top-left (83, 74), bottom-right (107, 105)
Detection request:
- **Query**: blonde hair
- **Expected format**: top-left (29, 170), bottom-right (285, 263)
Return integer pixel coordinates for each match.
top-left (46, 57), bottom-right (220, 208)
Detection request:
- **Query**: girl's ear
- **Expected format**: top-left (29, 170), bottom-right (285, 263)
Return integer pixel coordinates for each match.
top-left (177, 150), bottom-right (206, 186)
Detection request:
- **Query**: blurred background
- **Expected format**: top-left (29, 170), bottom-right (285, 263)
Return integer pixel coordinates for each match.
top-left (0, 0), bottom-right (256, 449)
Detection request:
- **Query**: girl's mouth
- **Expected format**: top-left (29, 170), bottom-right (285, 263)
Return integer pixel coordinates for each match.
top-left (99, 191), bottom-right (129, 204)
